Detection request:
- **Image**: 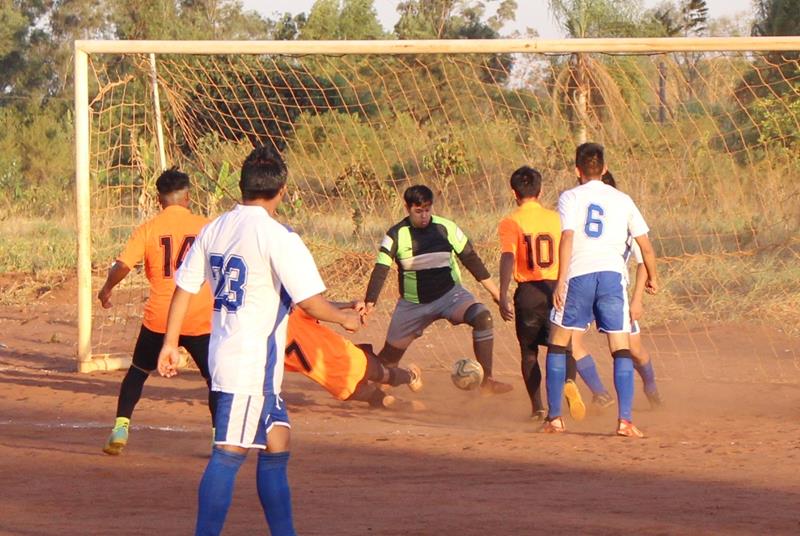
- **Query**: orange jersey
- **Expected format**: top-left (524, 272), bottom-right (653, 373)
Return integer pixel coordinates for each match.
top-left (117, 205), bottom-right (212, 335)
top-left (498, 200), bottom-right (561, 282)
top-left (284, 309), bottom-right (368, 400)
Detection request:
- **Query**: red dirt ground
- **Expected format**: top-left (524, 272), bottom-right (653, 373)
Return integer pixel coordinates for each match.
top-left (1, 278), bottom-right (799, 535)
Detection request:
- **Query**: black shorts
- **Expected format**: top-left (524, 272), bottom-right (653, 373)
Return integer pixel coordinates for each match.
top-left (132, 325), bottom-right (211, 380)
top-left (513, 280), bottom-right (556, 352)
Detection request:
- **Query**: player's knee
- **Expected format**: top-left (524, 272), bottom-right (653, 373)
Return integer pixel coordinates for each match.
top-left (377, 343), bottom-right (405, 367)
top-left (465, 303), bottom-right (493, 340)
top-left (611, 349), bottom-right (633, 360)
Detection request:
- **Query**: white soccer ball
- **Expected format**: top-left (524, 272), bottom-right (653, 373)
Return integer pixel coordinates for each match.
top-left (451, 358), bottom-right (484, 390)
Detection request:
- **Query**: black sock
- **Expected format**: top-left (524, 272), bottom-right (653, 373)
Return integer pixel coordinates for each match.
top-left (566, 351), bottom-right (577, 382)
top-left (474, 338), bottom-right (493, 378)
top-left (116, 366), bottom-right (149, 419)
top-left (521, 353), bottom-right (542, 412)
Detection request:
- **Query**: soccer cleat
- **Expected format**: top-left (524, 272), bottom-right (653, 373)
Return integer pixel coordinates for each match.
top-left (563, 380), bottom-right (586, 421)
top-left (542, 417), bottom-right (565, 433)
top-left (480, 378), bottom-right (513, 396)
top-left (531, 409), bottom-right (547, 422)
top-left (407, 364), bottom-right (423, 392)
top-left (102, 425), bottom-right (129, 455)
top-left (592, 392), bottom-right (615, 409)
top-left (616, 419), bottom-right (644, 438)
top-left (645, 390), bottom-right (663, 409)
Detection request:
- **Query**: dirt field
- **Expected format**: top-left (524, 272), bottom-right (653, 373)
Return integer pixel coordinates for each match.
top-left (1, 280), bottom-right (799, 535)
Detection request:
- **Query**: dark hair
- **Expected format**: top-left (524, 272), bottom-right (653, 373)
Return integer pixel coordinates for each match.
top-left (155, 167), bottom-right (190, 195)
top-left (601, 170), bottom-right (617, 188)
top-left (240, 145), bottom-right (287, 201)
top-left (403, 184), bottom-right (434, 206)
top-left (575, 142), bottom-right (605, 178)
top-left (509, 166), bottom-right (542, 198)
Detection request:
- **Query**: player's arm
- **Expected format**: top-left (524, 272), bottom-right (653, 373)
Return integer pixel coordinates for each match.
top-left (297, 294), bottom-right (361, 332)
top-left (448, 222), bottom-right (497, 302)
top-left (157, 287), bottom-right (193, 378)
top-left (99, 224), bottom-right (146, 308)
top-left (497, 218), bottom-right (518, 322)
top-left (553, 230), bottom-right (574, 311)
top-left (364, 229), bottom-right (398, 315)
top-left (97, 261), bottom-right (131, 309)
top-left (633, 233), bottom-right (658, 295)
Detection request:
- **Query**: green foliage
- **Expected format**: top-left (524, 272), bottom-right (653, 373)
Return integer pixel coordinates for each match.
top-left (750, 85), bottom-right (800, 152)
top-left (422, 136), bottom-right (474, 197)
top-left (333, 161), bottom-right (395, 236)
top-left (301, 0), bottom-right (385, 39)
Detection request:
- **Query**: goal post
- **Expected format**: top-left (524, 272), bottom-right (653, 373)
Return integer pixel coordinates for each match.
top-left (74, 37), bottom-right (800, 381)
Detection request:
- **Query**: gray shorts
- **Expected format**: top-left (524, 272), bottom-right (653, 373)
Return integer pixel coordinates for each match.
top-left (386, 285), bottom-right (477, 347)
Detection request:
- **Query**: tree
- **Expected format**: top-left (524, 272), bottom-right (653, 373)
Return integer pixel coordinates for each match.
top-left (301, 0), bottom-right (384, 40)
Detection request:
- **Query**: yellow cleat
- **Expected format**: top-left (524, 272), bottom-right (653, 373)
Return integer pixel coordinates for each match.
top-left (102, 425), bottom-right (129, 456)
top-left (564, 380), bottom-right (586, 421)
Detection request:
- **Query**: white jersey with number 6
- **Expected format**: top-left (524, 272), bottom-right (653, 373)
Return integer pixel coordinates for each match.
top-left (558, 180), bottom-right (649, 279)
top-left (176, 204), bottom-right (326, 396)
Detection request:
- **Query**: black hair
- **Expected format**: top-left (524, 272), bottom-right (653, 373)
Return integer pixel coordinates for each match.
top-left (240, 145), bottom-right (287, 201)
top-left (403, 184), bottom-right (434, 206)
top-left (601, 170), bottom-right (617, 188)
top-left (155, 167), bottom-right (190, 195)
top-left (509, 166), bottom-right (542, 198)
top-left (575, 142), bottom-right (605, 178)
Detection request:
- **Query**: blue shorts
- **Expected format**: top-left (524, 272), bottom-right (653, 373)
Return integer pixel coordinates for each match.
top-left (551, 271), bottom-right (630, 333)
top-left (213, 392), bottom-right (290, 449)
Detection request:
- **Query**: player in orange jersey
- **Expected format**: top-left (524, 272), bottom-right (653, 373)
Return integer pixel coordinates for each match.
top-left (285, 302), bottom-right (422, 408)
top-left (498, 166), bottom-right (586, 422)
top-left (98, 168), bottom-right (213, 455)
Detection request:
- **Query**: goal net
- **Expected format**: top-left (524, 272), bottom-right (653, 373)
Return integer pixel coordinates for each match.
top-left (76, 38), bottom-right (800, 385)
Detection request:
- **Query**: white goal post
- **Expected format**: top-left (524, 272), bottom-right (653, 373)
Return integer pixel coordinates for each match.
top-left (74, 37), bottom-right (800, 374)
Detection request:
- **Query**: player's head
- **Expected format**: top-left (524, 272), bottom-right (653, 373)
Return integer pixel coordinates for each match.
top-left (403, 185), bottom-right (433, 228)
top-left (509, 166), bottom-right (542, 202)
top-left (155, 167), bottom-right (190, 208)
top-left (240, 145), bottom-right (287, 202)
top-left (575, 142), bottom-right (606, 182)
top-left (601, 170), bottom-right (617, 189)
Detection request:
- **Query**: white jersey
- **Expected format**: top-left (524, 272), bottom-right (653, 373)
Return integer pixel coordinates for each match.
top-left (558, 180), bottom-right (649, 279)
top-left (176, 204), bottom-right (325, 396)
top-left (622, 235), bottom-right (644, 285)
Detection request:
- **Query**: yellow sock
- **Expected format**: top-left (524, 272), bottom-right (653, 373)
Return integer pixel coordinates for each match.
top-left (114, 417), bottom-right (130, 429)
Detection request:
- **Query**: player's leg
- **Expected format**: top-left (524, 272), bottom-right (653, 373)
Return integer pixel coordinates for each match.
top-left (594, 272), bottom-right (642, 438)
top-left (102, 325), bottom-right (161, 455)
top-left (571, 328), bottom-right (613, 408)
top-left (196, 392), bottom-right (255, 535)
top-left (375, 300), bottom-right (429, 369)
top-left (513, 283), bottom-right (545, 418)
top-left (257, 396), bottom-right (296, 536)
top-left (443, 286), bottom-right (512, 395)
top-left (357, 344), bottom-right (422, 392)
top-left (180, 333), bottom-right (217, 425)
top-left (630, 324), bottom-right (661, 407)
top-left (544, 274), bottom-right (595, 432)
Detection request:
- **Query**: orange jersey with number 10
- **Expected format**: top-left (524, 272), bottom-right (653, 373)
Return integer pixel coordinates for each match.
top-left (284, 309), bottom-right (367, 400)
top-left (117, 205), bottom-right (212, 335)
top-left (498, 200), bottom-right (561, 282)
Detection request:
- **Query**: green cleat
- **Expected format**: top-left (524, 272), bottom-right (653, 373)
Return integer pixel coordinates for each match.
top-left (102, 425), bottom-right (129, 456)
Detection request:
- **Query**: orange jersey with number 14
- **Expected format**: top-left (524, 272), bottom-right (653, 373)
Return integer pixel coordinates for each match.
top-left (284, 309), bottom-right (368, 400)
top-left (117, 205), bottom-right (212, 335)
top-left (498, 200), bottom-right (561, 282)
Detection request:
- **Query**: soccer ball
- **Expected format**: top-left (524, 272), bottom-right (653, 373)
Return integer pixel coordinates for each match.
top-left (451, 358), bottom-right (484, 390)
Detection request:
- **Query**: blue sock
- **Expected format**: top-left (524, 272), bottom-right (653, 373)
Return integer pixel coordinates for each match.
top-left (257, 451), bottom-right (296, 536)
top-left (575, 354), bottom-right (607, 396)
top-left (196, 447), bottom-right (246, 536)
top-left (614, 357), bottom-right (635, 422)
top-left (545, 351), bottom-right (567, 420)
top-left (634, 361), bottom-right (657, 394)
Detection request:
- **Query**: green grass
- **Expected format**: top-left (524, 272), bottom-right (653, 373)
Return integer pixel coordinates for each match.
top-left (0, 216), bottom-right (78, 273)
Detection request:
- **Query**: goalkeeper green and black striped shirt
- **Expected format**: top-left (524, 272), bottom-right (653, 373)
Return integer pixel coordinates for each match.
top-left (365, 215), bottom-right (490, 304)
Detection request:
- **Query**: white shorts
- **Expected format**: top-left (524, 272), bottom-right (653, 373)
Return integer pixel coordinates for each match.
top-left (213, 392), bottom-right (290, 449)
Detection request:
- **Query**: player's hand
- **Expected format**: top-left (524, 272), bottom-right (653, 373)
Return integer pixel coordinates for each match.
top-left (498, 297), bottom-right (514, 322)
top-left (363, 302), bottom-right (376, 317)
top-left (157, 343), bottom-right (181, 378)
top-left (553, 280), bottom-right (566, 311)
top-left (340, 310), bottom-right (362, 333)
top-left (350, 300), bottom-right (366, 312)
top-left (97, 287), bottom-right (113, 309)
top-left (629, 299), bottom-right (643, 322)
top-left (645, 278), bottom-right (659, 295)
